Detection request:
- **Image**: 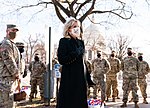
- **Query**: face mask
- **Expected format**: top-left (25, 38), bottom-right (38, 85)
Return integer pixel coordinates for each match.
top-left (127, 51), bottom-right (132, 56)
top-left (71, 27), bottom-right (80, 37)
top-left (111, 54), bottom-right (115, 57)
top-left (97, 54), bottom-right (101, 58)
top-left (138, 56), bottom-right (143, 61)
top-left (34, 56), bottom-right (39, 61)
top-left (9, 32), bottom-right (16, 39)
top-left (18, 47), bottom-right (24, 53)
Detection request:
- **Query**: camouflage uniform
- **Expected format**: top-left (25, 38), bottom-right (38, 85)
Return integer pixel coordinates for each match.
top-left (92, 57), bottom-right (110, 102)
top-left (137, 53), bottom-right (149, 104)
top-left (121, 55), bottom-right (139, 105)
top-left (0, 37), bottom-right (20, 108)
top-left (15, 42), bottom-right (28, 78)
top-left (106, 56), bottom-right (121, 101)
top-left (29, 59), bottom-right (46, 101)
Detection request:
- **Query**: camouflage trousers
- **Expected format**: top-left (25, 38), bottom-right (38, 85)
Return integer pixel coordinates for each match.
top-left (0, 78), bottom-right (14, 108)
top-left (30, 78), bottom-right (44, 99)
top-left (93, 75), bottom-right (106, 101)
top-left (106, 76), bottom-right (118, 98)
top-left (122, 78), bottom-right (139, 102)
top-left (138, 78), bottom-right (147, 98)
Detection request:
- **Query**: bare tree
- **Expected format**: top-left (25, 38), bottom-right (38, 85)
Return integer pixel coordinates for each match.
top-left (145, 0), bottom-right (150, 5)
top-left (23, 33), bottom-right (46, 63)
top-left (107, 34), bottom-right (132, 61)
top-left (10, 0), bottom-right (133, 24)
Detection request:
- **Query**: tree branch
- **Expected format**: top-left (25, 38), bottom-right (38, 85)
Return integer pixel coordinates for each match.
top-left (52, 0), bottom-right (70, 17)
top-left (53, 3), bottom-right (66, 23)
top-left (16, 2), bottom-right (53, 11)
top-left (91, 10), bottom-right (133, 20)
top-left (79, 0), bottom-right (96, 22)
top-left (75, 0), bottom-right (92, 18)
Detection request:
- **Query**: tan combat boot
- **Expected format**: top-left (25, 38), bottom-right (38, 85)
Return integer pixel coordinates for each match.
top-left (29, 97), bottom-right (33, 102)
top-left (105, 97), bottom-right (109, 102)
top-left (34, 90), bottom-right (37, 98)
top-left (143, 98), bottom-right (148, 104)
top-left (29, 94), bottom-right (34, 102)
top-left (120, 102), bottom-right (127, 107)
top-left (129, 98), bottom-right (133, 102)
top-left (112, 97), bottom-right (115, 102)
top-left (40, 96), bottom-right (45, 103)
top-left (116, 96), bottom-right (120, 99)
top-left (116, 91), bottom-right (120, 99)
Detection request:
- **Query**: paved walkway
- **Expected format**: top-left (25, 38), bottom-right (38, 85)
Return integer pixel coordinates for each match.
top-left (103, 78), bottom-right (150, 108)
top-left (16, 73), bottom-right (150, 108)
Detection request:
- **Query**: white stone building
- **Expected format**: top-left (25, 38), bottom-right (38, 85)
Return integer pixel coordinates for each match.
top-left (83, 22), bottom-right (107, 61)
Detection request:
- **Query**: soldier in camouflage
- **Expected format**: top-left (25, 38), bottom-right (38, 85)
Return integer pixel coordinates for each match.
top-left (137, 53), bottom-right (149, 104)
top-left (120, 48), bottom-right (139, 108)
top-left (91, 51), bottom-right (110, 104)
top-left (106, 50), bottom-right (121, 102)
top-left (16, 42), bottom-right (28, 78)
top-left (28, 54), bottom-right (46, 102)
top-left (0, 24), bottom-right (20, 108)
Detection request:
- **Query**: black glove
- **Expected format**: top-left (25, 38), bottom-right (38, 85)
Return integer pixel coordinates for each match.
top-left (76, 46), bottom-right (84, 56)
top-left (23, 70), bottom-right (27, 78)
top-left (86, 70), bottom-right (96, 87)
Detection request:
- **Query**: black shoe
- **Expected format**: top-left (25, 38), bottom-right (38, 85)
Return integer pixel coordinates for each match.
top-left (120, 103), bottom-right (127, 107)
top-left (101, 102), bottom-right (106, 106)
top-left (88, 80), bottom-right (96, 87)
top-left (104, 103), bottom-right (106, 106)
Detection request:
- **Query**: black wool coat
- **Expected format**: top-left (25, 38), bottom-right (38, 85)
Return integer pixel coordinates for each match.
top-left (56, 37), bottom-right (88, 108)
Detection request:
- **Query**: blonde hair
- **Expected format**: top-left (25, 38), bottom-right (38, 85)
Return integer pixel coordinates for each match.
top-left (63, 18), bottom-right (81, 38)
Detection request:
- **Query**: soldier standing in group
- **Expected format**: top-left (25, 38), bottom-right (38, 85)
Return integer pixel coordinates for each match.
top-left (137, 53), bottom-right (149, 104)
top-left (0, 24), bottom-right (20, 107)
top-left (91, 51), bottom-right (110, 105)
top-left (15, 42), bottom-right (28, 78)
top-left (106, 50), bottom-right (121, 102)
top-left (120, 48), bottom-right (139, 108)
top-left (29, 54), bottom-right (46, 102)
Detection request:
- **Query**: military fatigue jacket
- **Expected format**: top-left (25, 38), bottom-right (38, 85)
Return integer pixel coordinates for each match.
top-left (92, 58), bottom-right (111, 77)
top-left (0, 37), bottom-right (20, 81)
top-left (138, 60), bottom-right (149, 79)
top-left (122, 56), bottom-right (139, 79)
top-left (107, 57), bottom-right (121, 77)
top-left (29, 60), bottom-right (46, 78)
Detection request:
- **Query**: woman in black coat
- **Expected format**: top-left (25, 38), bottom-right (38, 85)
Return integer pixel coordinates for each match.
top-left (56, 18), bottom-right (88, 108)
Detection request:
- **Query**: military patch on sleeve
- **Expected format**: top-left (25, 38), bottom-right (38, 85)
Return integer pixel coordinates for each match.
top-left (0, 47), bottom-right (5, 60)
top-left (0, 47), bottom-right (5, 52)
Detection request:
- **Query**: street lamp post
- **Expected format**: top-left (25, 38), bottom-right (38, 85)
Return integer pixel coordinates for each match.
top-left (44, 27), bottom-right (51, 106)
